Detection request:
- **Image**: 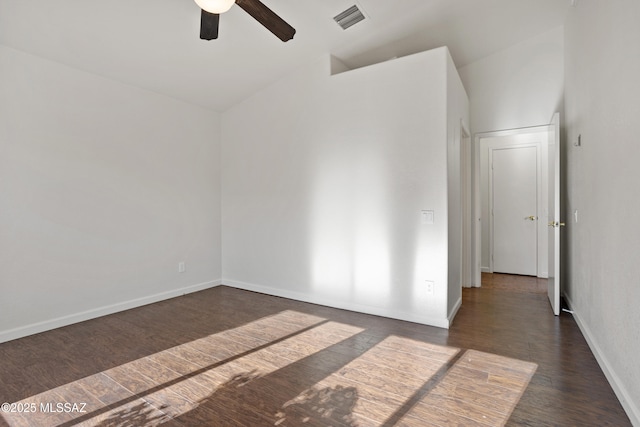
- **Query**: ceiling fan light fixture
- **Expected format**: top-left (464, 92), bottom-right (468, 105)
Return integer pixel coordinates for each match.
top-left (194, 0), bottom-right (235, 14)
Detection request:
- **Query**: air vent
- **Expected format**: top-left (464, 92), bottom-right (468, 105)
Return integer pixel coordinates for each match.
top-left (333, 5), bottom-right (365, 30)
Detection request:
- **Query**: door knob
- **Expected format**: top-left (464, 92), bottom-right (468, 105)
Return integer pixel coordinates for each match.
top-left (525, 215), bottom-right (537, 221)
top-left (548, 221), bottom-right (566, 228)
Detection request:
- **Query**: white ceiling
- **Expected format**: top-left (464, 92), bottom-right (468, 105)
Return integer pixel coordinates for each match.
top-left (0, 0), bottom-right (570, 112)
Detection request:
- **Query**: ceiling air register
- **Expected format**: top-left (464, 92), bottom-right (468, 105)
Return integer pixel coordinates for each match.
top-left (333, 5), bottom-right (366, 30)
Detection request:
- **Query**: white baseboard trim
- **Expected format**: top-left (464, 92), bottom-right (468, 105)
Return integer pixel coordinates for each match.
top-left (481, 266), bottom-right (491, 273)
top-left (564, 295), bottom-right (640, 426)
top-left (0, 279), bottom-right (222, 344)
top-left (222, 279), bottom-right (451, 329)
top-left (448, 296), bottom-right (462, 325)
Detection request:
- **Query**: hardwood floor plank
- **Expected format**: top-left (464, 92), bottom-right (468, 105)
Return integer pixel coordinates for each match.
top-left (399, 403), bottom-right (493, 427)
top-left (102, 364), bottom-right (159, 395)
top-left (413, 395), bottom-right (508, 426)
top-left (145, 351), bottom-right (203, 377)
top-left (74, 399), bottom-right (170, 427)
top-left (72, 373), bottom-right (134, 407)
top-left (0, 412), bottom-right (31, 427)
top-left (438, 374), bottom-right (522, 402)
top-left (311, 375), bottom-right (406, 424)
top-left (165, 341), bottom-right (222, 368)
top-left (376, 335), bottom-right (459, 362)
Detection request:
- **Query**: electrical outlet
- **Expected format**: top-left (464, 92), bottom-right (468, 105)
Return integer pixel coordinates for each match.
top-left (178, 262), bottom-right (186, 273)
top-left (425, 280), bottom-right (434, 296)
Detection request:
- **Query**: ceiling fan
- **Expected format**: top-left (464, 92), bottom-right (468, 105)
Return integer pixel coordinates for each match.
top-left (194, 0), bottom-right (296, 42)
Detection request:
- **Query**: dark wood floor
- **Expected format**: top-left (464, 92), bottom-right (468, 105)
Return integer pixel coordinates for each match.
top-left (0, 275), bottom-right (631, 426)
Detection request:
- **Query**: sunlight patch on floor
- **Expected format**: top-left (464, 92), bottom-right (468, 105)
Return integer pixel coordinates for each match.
top-left (277, 336), bottom-right (460, 426)
top-left (1, 310), bottom-right (363, 427)
top-left (397, 349), bottom-right (537, 426)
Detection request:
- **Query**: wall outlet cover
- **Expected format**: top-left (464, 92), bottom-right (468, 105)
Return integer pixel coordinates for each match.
top-left (425, 280), bottom-right (435, 295)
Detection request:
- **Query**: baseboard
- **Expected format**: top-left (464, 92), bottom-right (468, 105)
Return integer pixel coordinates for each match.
top-left (223, 279), bottom-right (451, 329)
top-left (564, 295), bottom-right (640, 426)
top-left (481, 266), bottom-right (491, 273)
top-left (0, 279), bottom-right (222, 344)
top-left (448, 296), bottom-right (462, 325)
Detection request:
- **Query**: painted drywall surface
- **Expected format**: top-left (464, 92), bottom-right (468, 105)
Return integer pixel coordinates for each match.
top-left (459, 27), bottom-right (564, 274)
top-left (222, 49), bottom-right (458, 327)
top-left (458, 26), bottom-right (564, 135)
top-left (564, 1), bottom-right (640, 424)
top-left (446, 53), bottom-right (470, 318)
top-left (0, 45), bottom-right (222, 341)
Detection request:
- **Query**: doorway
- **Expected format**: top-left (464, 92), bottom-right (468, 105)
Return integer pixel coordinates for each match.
top-left (476, 127), bottom-right (551, 278)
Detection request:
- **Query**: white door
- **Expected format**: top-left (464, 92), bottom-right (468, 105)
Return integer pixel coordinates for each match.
top-left (491, 146), bottom-right (538, 275)
top-left (547, 113), bottom-right (561, 315)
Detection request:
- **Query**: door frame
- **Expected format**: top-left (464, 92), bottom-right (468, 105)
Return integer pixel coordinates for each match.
top-left (547, 112), bottom-right (561, 315)
top-left (475, 125), bottom-right (552, 280)
top-left (460, 121), bottom-right (474, 287)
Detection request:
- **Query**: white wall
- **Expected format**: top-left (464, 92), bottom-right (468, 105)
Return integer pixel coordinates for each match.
top-left (458, 27), bottom-right (564, 274)
top-left (446, 54), bottom-right (470, 318)
top-left (222, 48), bottom-right (468, 328)
top-left (564, 1), bottom-right (640, 424)
top-left (0, 45), bottom-right (222, 342)
top-left (458, 26), bottom-right (565, 135)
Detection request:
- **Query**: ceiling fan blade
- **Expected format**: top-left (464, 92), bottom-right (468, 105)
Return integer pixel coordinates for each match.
top-left (200, 9), bottom-right (220, 40)
top-left (236, 0), bottom-right (296, 42)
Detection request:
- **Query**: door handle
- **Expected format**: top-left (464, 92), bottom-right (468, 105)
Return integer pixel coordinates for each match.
top-left (525, 215), bottom-right (537, 221)
top-left (548, 221), bottom-right (566, 228)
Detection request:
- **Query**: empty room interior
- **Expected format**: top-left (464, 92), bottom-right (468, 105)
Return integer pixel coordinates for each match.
top-left (1, 0), bottom-right (639, 426)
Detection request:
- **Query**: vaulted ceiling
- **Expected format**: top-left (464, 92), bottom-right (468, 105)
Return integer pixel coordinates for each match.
top-left (0, 0), bottom-right (569, 111)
